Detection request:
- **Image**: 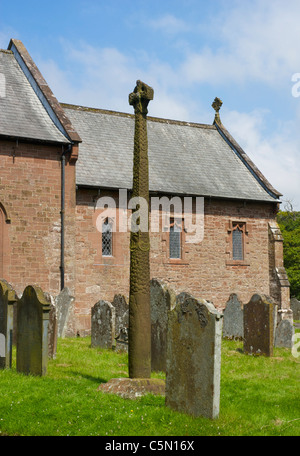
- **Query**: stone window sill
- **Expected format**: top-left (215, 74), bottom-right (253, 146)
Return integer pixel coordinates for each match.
top-left (226, 260), bottom-right (250, 266)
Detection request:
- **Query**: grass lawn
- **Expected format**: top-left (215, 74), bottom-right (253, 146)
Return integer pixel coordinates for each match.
top-left (0, 335), bottom-right (299, 437)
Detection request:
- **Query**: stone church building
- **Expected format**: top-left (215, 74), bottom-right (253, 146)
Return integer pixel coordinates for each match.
top-left (0, 39), bottom-right (290, 335)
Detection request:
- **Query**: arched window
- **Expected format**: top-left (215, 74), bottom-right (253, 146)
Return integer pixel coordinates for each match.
top-left (169, 218), bottom-right (182, 259)
top-left (102, 218), bottom-right (113, 257)
top-left (232, 224), bottom-right (244, 261)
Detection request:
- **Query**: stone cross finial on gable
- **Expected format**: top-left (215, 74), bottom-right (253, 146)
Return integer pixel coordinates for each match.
top-left (129, 80), bottom-right (154, 116)
top-left (212, 97), bottom-right (223, 124)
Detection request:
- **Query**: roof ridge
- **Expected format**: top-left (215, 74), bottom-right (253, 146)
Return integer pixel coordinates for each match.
top-left (61, 103), bottom-right (134, 118)
top-left (61, 102), bottom-right (216, 130)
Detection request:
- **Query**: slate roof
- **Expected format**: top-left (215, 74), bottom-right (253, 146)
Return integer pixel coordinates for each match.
top-left (63, 104), bottom-right (281, 202)
top-left (0, 38), bottom-right (281, 203)
top-left (0, 40), bottom-right (81, 145)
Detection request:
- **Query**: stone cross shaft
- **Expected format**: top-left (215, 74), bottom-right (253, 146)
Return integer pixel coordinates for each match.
top-left (128, 80), bottom-right (154, 378)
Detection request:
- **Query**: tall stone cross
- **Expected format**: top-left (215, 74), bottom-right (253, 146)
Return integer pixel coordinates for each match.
top-left (128, 80), bottom-right (154, 378)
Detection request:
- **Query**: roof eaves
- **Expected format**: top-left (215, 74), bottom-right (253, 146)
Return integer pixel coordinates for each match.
top-left (8, 39), bottom-right (81, 144)
top-left (76, 183), bottom-right (277, 203)
top-left (0, 133), bottom-right (70, 146)
top-left (213, 119), bottom-right (282, 200)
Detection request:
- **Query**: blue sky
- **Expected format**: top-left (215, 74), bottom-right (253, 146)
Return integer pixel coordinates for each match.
top-left (1, 0), bottom-right (300, 208)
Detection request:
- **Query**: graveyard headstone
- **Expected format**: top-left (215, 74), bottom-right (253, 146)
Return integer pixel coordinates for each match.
top-left (275, 319), bottom-right (295, 348)
top-left (0, 280), bottom-right (18, 369)
top-left (46, 293), bottom-right (57, 359)
top-left (244, 294), bottom-right (277, 356)
top-left (290, 298), bottom-right (300, 320)
top-left (165, 292), bottom-right (223, 419)
top-left (150, 278), bottom-right (176, 372)
top-left (223, 293), bottom-right (244, 340)
top-left (112, 294), bottom-right (129, 352)
top-left (55, 287), bottom-right (75, 338)
top-left (16, 285), bottom-right (51, 376)
top-left (91, 300), bottom-right (116, 349)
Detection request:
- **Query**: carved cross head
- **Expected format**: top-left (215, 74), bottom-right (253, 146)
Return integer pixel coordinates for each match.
top-left (212, 97), bottom-right (223, 124)
top-left (212, 97), bottom-right (223, 113)
top-left (129, 80), bottom-right (154, 115)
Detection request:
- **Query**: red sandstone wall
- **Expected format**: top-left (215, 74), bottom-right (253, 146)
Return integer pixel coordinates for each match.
top-left (75, 189), bottom-right (131, 333)
top-left (0, 139), bottom-right (283, 337)
top-left (0, 139), bottom-right (76, 298)
top-left (74, 188), bottom-right (280, 335)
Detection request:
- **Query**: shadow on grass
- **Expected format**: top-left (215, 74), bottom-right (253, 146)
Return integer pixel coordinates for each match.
top-left (69, 371), bottom-right (107, 384)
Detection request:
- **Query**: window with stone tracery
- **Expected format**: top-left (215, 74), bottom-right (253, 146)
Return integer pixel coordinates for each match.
top-left (169, 218), bottom-right (182, 259)
top-left (102, 218), bottom-right (113, 257)
top-left (232, 223), bottom-right (244, 260)
top-left (226, 221), bottom-right (249, 266)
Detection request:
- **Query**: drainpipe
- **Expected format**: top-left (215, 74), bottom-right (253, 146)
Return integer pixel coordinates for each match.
top-left (60, 144), bottom-right (71, 291)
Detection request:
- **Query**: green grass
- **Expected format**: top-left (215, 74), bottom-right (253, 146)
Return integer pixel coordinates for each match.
top-left (0, 336), bottom-right (299, 436)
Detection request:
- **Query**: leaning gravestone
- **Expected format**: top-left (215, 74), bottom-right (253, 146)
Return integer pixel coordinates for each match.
top-left (16, 285), bottom-right (51, 376)
top-left (150, 278), bottom-right (176, 372)
top-left (275, 319), bottom-right (294, 348)
top-left (91, 300), bottom-right (116, 349)
top-left (55, 287), bottom-right (75, 338)
top-left (165, 292), bottom-right (223, 419)
top-left (244, 294), bottom-right (277, 356)
top-left (290, 298), bottom-right (300, 320)
top-left (112, 294), bottom-right (129, 351)
top-left (0, 280), bottom-right (18, 369)
top-left (223, 293), bottom-right (244, 340)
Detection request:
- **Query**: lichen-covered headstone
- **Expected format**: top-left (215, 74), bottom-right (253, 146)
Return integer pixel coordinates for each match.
top-left (275, 319), bottom-right (294, 348)
top-left (91, 300), bottom-right (116, 349)
top-left (291, 298), bottom-right (300, 320)
top-left (150, 278), bottom-right (176, 372)
top-left (55, 287), bottom-right (75, 338)
top-left (112, 294), bottom-right (129, 351)
top-left (16, 285), bottom-right (51, 376)
top-left (244, 294), bottom-right (277, 356)
top-left (0, 280), bottom-right (18, 369)
top-left (223, 293), bottom-right (244, 340)
top-left (165, 292), bottom-right (223, 419)
top-left (46, 293), bottom-right (57, 359)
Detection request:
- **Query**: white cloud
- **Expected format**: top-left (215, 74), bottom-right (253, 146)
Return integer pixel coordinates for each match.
top-left (223, 109), bottom-right (300, 209)
top-left (38, 41), bottom-right (190, 119)
top-left (148, 14), bottom-right (190, 35)
top-left (179, 0), bottom-right (300, 87)
top-left (35, 1), bottom-right (300, 208)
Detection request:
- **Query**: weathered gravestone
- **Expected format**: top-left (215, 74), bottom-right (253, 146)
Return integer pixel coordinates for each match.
top-left (55, 287), bottom-right (75, 338)
top-left (290, 298), bottom-right (300, 320)
top-left (46, 293), bottom-right (57, 359)
top-left (0, 280), bottom-right (18, 369)
top-left (91, 300), bottom-right (116, 349)
top-left (165, 292), bottom-right (223, 419)
top-left (0, 333), bottom-right (4, 360)
top-left (244, 294), bottom-right (277, 356)
top-left (275, 319), bottom-right (294, 348)
top-left (16, 285), bottom-right (51, 376)
top-left (112, 294), bottom-right (129, 351)
top-left (223, 293), bottom-right (244, 340)
top-left (150, 278), bottom-right (176, 372)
